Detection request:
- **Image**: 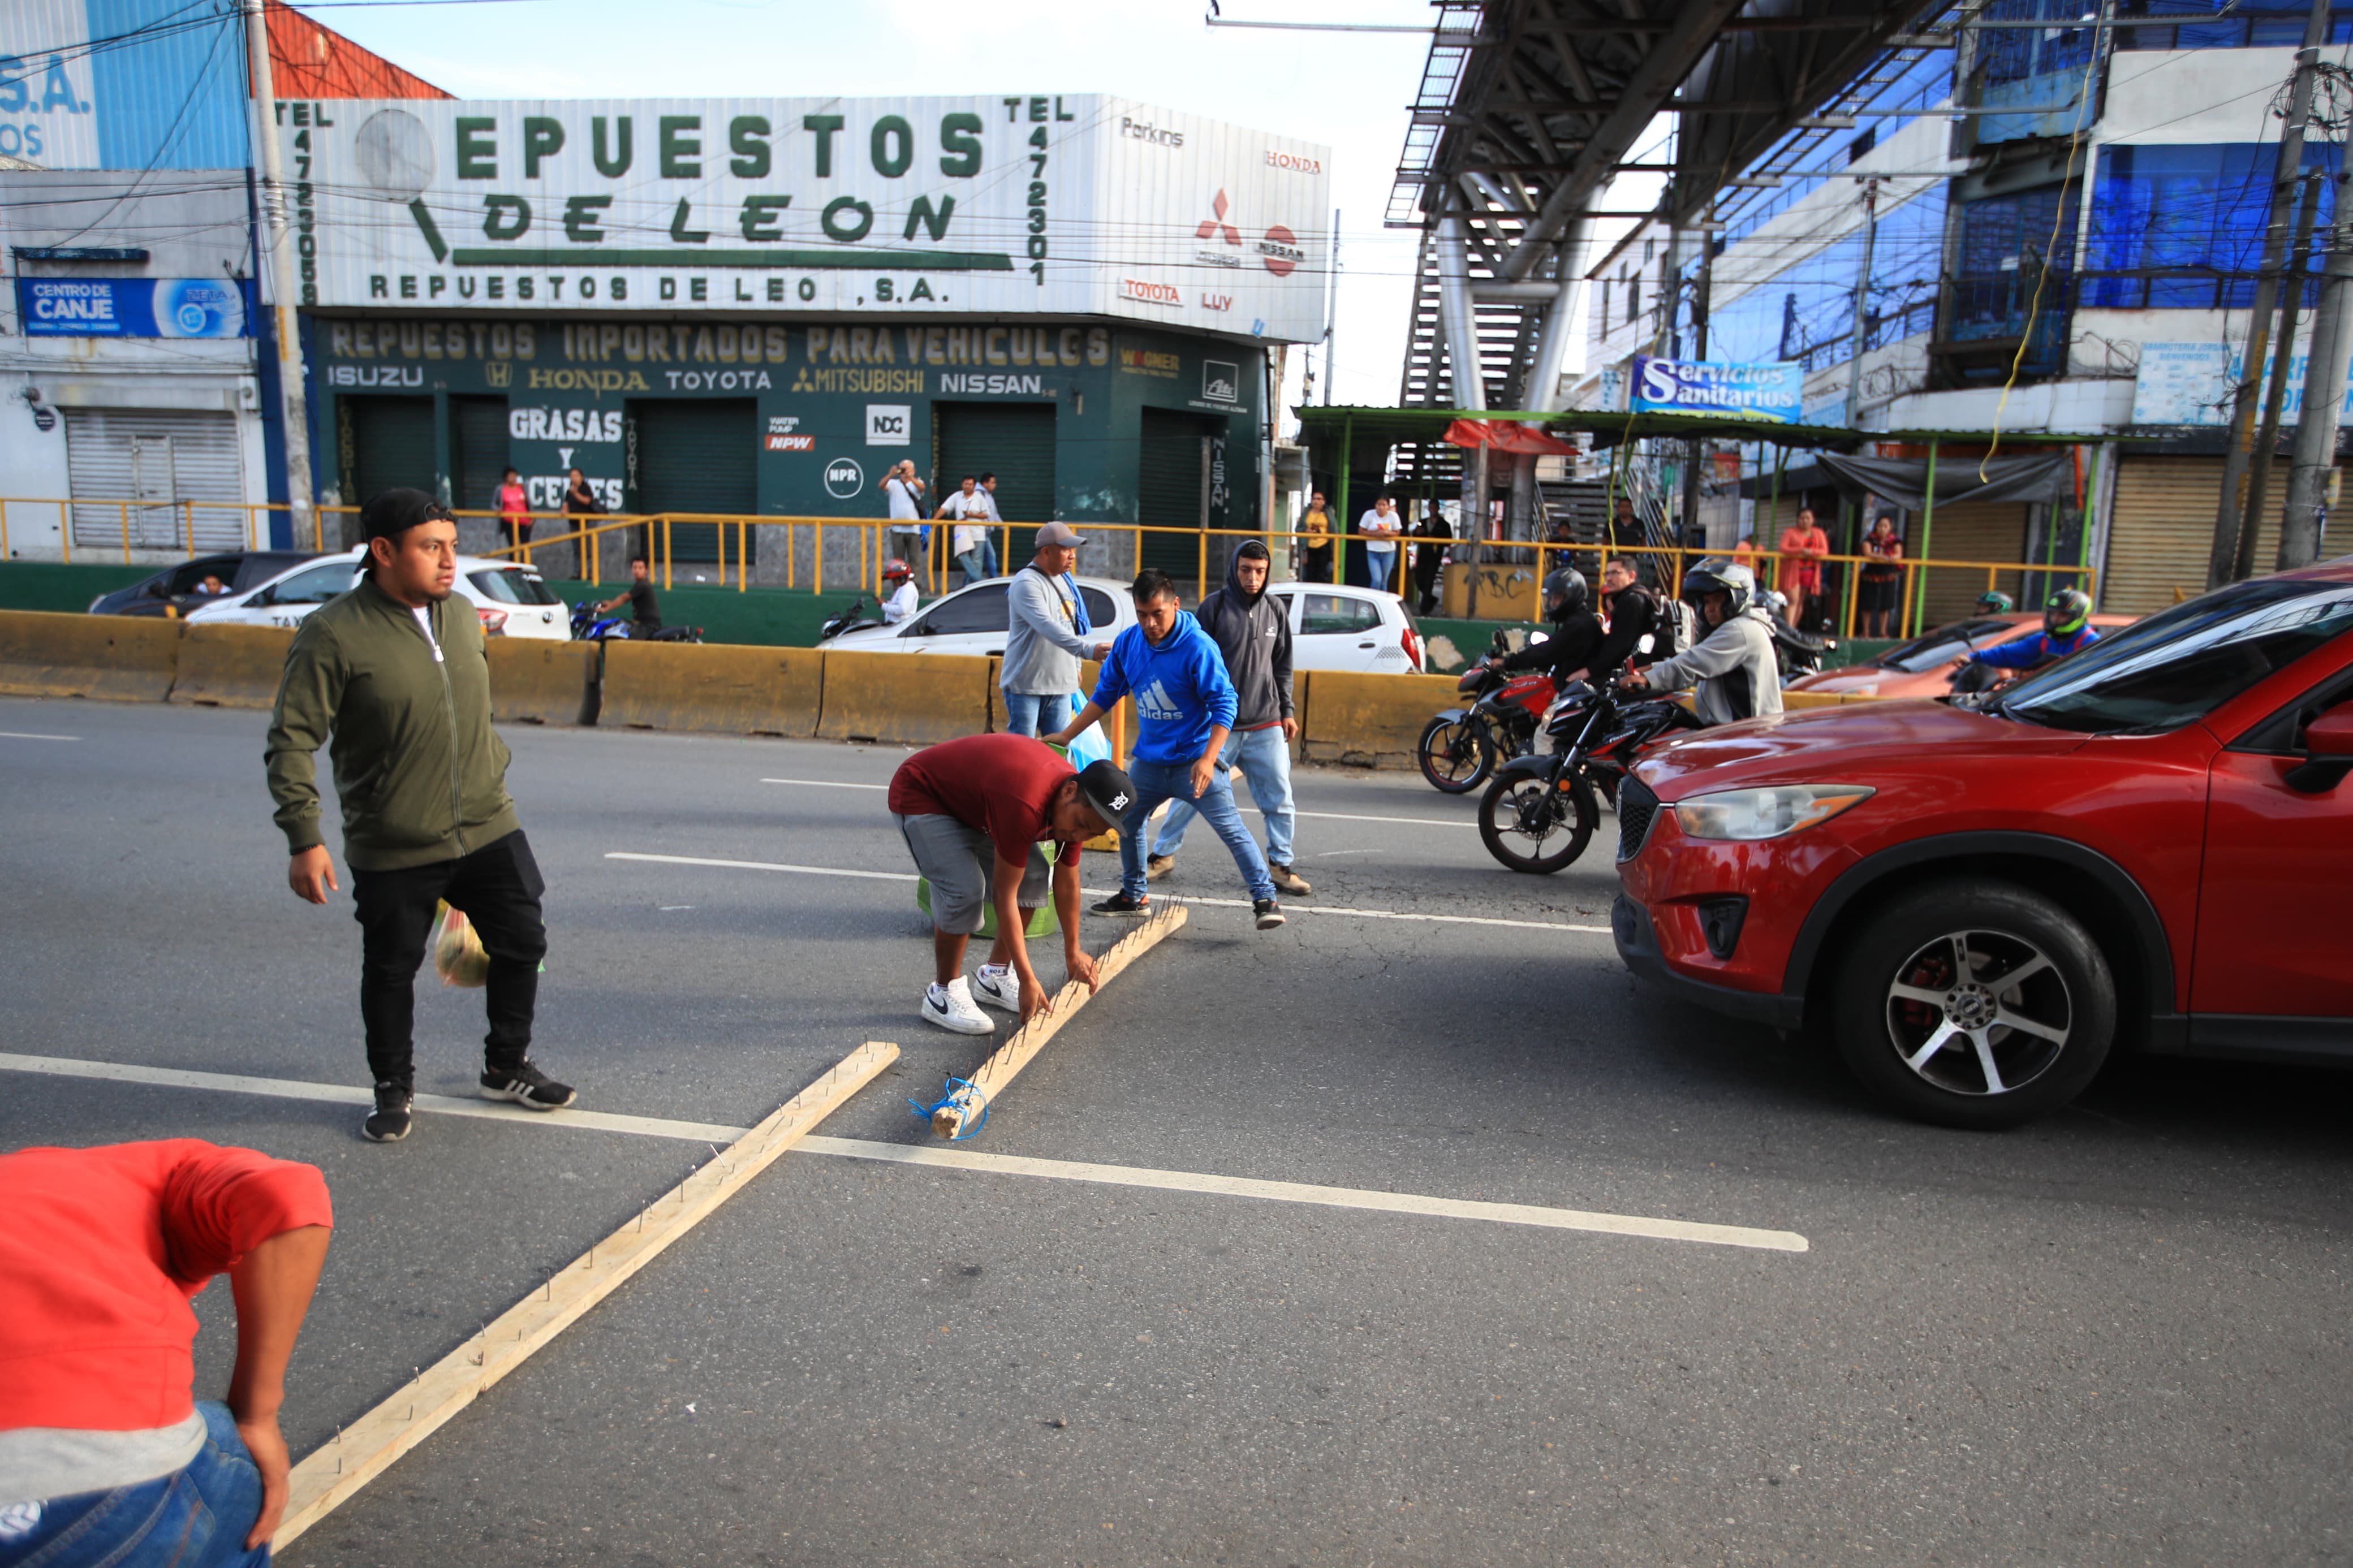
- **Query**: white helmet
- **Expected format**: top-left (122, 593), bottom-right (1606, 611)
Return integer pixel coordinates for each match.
top-left (1679, 557), bottom-right (1755, 619)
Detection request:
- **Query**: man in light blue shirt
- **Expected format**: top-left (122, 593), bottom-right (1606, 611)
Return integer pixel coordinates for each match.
top-left (1049, 569), bottom-right (1284, 928)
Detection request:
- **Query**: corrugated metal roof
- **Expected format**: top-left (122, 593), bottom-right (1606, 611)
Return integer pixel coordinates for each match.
top-left (262, 0), bottom-right (449, 101)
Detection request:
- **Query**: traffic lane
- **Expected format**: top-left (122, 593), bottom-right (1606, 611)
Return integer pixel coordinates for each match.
top-left (0, 1072), bottom-right (699, 1461)
top-left (277, 1133), bottom-right (2352, 1568)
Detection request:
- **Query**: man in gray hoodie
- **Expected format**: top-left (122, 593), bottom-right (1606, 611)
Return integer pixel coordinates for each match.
top-left (1146, 539), bottom-right (1310, 896)
top-left (1001, 521), bottom-right (1112, 737)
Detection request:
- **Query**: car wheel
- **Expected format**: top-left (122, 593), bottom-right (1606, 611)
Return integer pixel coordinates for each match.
top-left (1831, 879), bottom-right (2115, 1130)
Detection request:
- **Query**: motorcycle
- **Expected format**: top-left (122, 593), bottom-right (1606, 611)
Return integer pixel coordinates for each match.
top-left (1417, 630), bottom-right (1554, 794)
top-left (820, 594), bottom-right (884, 642)
top-left (1477, 680), bottom-right (1704, 874)
top-left (569, 602), bottom-right (705, 643)
top-left (1759, 589), bottom-right (1833, 680)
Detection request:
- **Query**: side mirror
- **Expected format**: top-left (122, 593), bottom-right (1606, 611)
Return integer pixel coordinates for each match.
top-left (2286, 702), bottom-right (2353, 793)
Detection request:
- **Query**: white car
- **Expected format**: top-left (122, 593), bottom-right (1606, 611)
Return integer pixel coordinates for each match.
top-left (819, 575), bottom-right (1424, 673)
top-left (182, 548), bottom-right (571, 640)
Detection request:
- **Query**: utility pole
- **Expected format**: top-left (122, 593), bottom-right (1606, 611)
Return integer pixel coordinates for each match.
top-left (2208, 2), bottom-right (2333, 588)
top-left (1843, 178), bottom-right (1882, 429)
top-left (1322, 206), bottom-right (1339, 405)
top-left (242, 0), bottom-right (315, 550)
top-left (1680, 230), bottom-right (1713, 549)
top-left (2284, 171), bottom-right (2353, 568)
top-left (2240, 171), bottom-right (2324, 578)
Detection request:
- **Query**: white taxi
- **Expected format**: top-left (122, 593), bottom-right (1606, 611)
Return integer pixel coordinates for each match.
top-left (182, 548), bottom-right (571, 640)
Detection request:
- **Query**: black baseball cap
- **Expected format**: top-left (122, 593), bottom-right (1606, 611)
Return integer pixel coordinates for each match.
top-left (359, 487), bottom-right (453, 545)
top-left (1075, 759), bottom-right (1135, 828)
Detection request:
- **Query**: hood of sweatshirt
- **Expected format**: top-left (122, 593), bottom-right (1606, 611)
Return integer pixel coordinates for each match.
top-left (1223, 544), bottom-right (1270, 607)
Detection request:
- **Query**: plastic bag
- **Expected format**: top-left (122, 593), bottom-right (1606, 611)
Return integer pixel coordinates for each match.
top-left (433, 899), bottom-right (490, 988)
top-left (1063, 715), bottom-right (1110, 770)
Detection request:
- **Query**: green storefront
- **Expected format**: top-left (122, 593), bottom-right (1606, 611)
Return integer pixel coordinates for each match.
top-left (315, 313), bottom-right (1266, 580)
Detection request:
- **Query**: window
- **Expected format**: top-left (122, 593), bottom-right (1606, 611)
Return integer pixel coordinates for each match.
top-left (1298, 593), bottom-right (1382, 636)
top-left (1626, 274), bottom-right (1640, 327)
top-left (1079, 587), bottom-right (1118, 628)
top-left (1878, 619), bottom-right (2018, 673)
top-left (910, 584), bottom-right (1010, 636)
top-left (163, 558), bottom-right (234, 595)
top-left (468, 569), bottom-right (560, 606)
top-left (2084, 142), bottom-right (2343, 309)
top-left (1942, 185), bottom-right (2078, 380)
top-left (266, 563), bottom-right (357, 604)
top-left (1998, 578), bottom-right (2353, 733)
top-left (2117, 0), bottom-right (2349, 50)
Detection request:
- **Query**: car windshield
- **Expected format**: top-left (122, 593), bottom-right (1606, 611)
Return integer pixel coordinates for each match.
top-left (1995, 577), bottom-right (2353, 733)
top-left (1878, 618), bottom-right (2013, 672)
top-left (469, 569), bottom-right (560, 606)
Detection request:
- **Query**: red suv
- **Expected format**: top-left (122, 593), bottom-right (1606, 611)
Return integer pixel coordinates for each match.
top-left (1613, 563), bottom-right (2353, 1128)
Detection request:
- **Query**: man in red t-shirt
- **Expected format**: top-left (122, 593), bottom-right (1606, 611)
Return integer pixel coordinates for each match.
top-left (888, 733), bottom-right (1134, 1033)
top-left (0, 1141), bottom-right (333, 1563)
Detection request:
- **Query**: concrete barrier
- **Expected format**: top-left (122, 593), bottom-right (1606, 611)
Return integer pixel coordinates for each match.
top-left (1298, 668), bottom-right (1460, 768)
top-left (600, 640), bottom-right (822, 736)
top-left (817, 650), bottom-right (992, 745)
top-left (170, 622), bottom-right (295, 709)
top-left (488, 639), bottom-right (598, 725)
top-left (0, 610), bottom-right (180, 703)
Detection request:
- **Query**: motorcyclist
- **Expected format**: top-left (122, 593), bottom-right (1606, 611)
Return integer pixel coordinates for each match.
top-left (1960, 588), bottom-right (2098, 673)
top-left (1975, 590), bottom-right (2016, 615)
top-left (1494, 566), bottom-right (1606, 683)
top-left (1618, 558), bottom-right (1783, 724)
top-left (1562, 555), bottom-right (1669, 685)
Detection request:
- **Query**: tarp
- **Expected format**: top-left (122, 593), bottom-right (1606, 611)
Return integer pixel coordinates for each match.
top-left (1442, 418), bottom-right (1580, 455)
top-left (1813, 451), bottom-right (2078, 511)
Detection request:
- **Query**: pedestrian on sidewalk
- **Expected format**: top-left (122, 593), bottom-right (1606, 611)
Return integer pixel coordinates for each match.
top-left (1299, 489), bottom-right (1335, 582)
top-left (1358, 494), bottom-right (1402, 593)
top-left (881, 460), bottom-right (927, 581)
top-left (0, 1140), bottom-right (333, 1566)
top-left (1411, 500), bottom-right (1451, 615)
top-left (496, 465), bottom-right (532, 560)
top-left (1147, 540), bottom-right (1309, 897)
top-left (266, 488), bottom-right (576, 1144)
top-left (562, 465), bottom-right (600, 580)
top-left (888, 733), bottom-right (1133, 1033)
top-left (1002, 521), bottom-right (1112, 738)
top-left (946, 471), bottom-right (1002, 586)
top-left (1048, 568), bottom-right (1286, 929)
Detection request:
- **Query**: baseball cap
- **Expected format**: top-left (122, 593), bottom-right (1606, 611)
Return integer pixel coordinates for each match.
top-left (1035, 521), bottom-right (1087, 548)
top-left (1074, 758), bottom-right (1134, 828)
top-left (359, 487), bottom-right (451, 545)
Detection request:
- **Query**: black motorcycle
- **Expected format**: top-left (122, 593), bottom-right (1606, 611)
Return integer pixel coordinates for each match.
top-left (820, 594), bottom-right (884, 641)
top-left (1477, 680), bottom-right (1704, 874)
top-left (1759, 591), bottom-right (1833, 680)
top-left (1417, 631), bottom-right (1555, 794)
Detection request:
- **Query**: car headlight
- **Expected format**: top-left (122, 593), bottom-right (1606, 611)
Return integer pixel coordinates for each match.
top-left (1673, 784), bottom-right (1874, 841)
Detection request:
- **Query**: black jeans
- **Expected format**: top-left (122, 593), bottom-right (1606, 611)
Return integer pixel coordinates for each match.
top-left (351, 830), bottom-right (548, 1087)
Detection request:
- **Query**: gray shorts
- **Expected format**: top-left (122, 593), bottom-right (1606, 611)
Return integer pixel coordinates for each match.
top-left (896, 812), bottom-right (1051, 935)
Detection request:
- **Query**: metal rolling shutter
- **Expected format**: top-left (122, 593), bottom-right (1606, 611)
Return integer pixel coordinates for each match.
top-left (64, 408), bottom-right (245, 551)
top-left (346, 396), bottom-right (436, 509)
top-left (1137, 408), bottom-right (1219, 578)
top-left (631, 399), bottom-right (757, 564)
top-left (1912, 501), bottom-right (2031, 627)
top-left (2103, 457), bottom-right (2295, 616)
top-left (933, 403), bottom-right (1057, 567)
top-left (450, 397), bottom-right (509, 513)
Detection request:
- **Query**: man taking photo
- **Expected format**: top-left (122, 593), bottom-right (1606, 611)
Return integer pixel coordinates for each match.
top-left (266, 488), bottom-right (575, 1144)
top-left (1049, 569), bottom-right (1285, 929)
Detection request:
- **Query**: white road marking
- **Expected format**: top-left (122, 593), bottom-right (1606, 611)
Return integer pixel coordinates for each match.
top-left (760, 776), bottom-right (1474, 830)
top-left (0, 1053), bottom-right (1805, 1254)
top-left (0, 731), bottom-right (80, 741)
top-left (604, 851), bottom-right (1610, 935)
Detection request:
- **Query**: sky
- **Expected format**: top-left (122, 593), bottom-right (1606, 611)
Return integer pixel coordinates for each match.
top-left (309, 0), bottom-right (1462, 430)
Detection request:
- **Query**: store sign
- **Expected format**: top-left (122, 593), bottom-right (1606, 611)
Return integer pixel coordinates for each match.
top-left (766, 433), bottom-right (815, 451)
top-left (1630, 356), bottom-right (1802, 422)
top-left (2131, 340), bottom-right (2353, 426)
top-left (286, 94), bottom-right (1330, 338)
top-left (865, 404), bottom-right (911, 444)
top-left (1202, 360), bottom-right (1239, 403)
top-left (15, 277), bottom-right (247, 338)
top-left (824, 456), bottom-right (864, 498)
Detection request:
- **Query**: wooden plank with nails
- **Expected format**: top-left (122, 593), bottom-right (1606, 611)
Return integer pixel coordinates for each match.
top-left (932, 902), bottom-right (1187, 1139)
top-left (271, 1039), bottom-right (900, 1549)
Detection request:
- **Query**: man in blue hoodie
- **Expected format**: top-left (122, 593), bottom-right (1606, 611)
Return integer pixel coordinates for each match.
top-left (1048, 569), bottom-right (1285, 929)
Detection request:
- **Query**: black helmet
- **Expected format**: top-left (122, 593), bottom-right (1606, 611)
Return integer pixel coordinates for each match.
top-left (1679, 556), bottom-right (1755, 620)
top-left (2044, 587), bottom-right (2091, 637)
top-left (1541, 566), bottom-right (1589, 623)
top-left (1976, 590), bottom-right (2016, 615)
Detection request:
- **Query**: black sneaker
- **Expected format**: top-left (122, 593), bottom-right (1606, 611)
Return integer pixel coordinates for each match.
top-left (480, 1060), bottom-right (577, 1111)
top-left (362, 1082), bottom-right (413, 1143)
top-left (1253, 898), bottom-right (1286, 930)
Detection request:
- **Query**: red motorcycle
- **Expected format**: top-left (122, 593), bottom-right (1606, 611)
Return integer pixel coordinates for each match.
top-left (1417, 632), bottom-right (1556, 793)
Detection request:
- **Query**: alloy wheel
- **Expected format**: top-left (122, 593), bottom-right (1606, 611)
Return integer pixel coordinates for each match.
top-left (1883, 928), bottom-right (2073, 1098)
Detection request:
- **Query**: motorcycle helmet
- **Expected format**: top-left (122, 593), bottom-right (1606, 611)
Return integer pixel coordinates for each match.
top-left (1541, 566), bottom-right (1589, 623)
top-left (1679, 556), bottom-right (1755, 621)
top-left (883, 557), bottom-right (913, 582)
top-left (1976, 590), bottom-right (2016, 615)
top-left (2043, 587), bottom-right (2092, 638)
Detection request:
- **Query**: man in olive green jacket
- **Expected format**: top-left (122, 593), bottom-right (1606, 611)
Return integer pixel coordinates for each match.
top-left (266, 488), bottom-right (576, 1143)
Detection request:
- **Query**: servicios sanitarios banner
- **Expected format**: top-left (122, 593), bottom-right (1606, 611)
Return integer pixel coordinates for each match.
top-left (1631, 356), bottom-right (1803, 422)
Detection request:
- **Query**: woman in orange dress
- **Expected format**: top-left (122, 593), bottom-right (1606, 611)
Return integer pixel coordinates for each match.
top-left (1777, 506), bottom-right (1831, 629)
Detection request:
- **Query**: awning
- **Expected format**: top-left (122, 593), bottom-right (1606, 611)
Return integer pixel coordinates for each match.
top-left (1442, 418), bottom-right (1581, 455)
top-left (1813, 451), bottom-right (2079, 510)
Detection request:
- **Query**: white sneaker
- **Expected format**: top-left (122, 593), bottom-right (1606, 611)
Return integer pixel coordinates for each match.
top-left (921, 977), bottom-right (994, 1035)
top-left (971, 964), bottom-right (1022, 1012)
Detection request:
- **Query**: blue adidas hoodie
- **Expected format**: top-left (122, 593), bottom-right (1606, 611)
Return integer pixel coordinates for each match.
top-left (1091, 610), bottom-right (1238, 766)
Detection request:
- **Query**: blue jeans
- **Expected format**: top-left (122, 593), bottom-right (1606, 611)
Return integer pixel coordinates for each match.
top-left (1000, 690), bottom-right (1071, 739)
top-left (1, 1403), bottom-right (269, 1568)
top-left (1364, 546), bottom-right (1397, 592)
top-left (1119, 755), bottom-right (1275, 902)
top-left (955, 539), bottom-right (999, 585)
top-left (1153, 724), bottom-right (1294, 866)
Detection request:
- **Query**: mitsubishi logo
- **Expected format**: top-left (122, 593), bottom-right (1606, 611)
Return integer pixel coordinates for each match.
top-left (1196, 190), bottom-right (1241, 245)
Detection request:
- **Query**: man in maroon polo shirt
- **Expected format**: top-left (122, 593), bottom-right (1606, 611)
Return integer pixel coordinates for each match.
top-left (887, 733), bottom-right (1135, 1033)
